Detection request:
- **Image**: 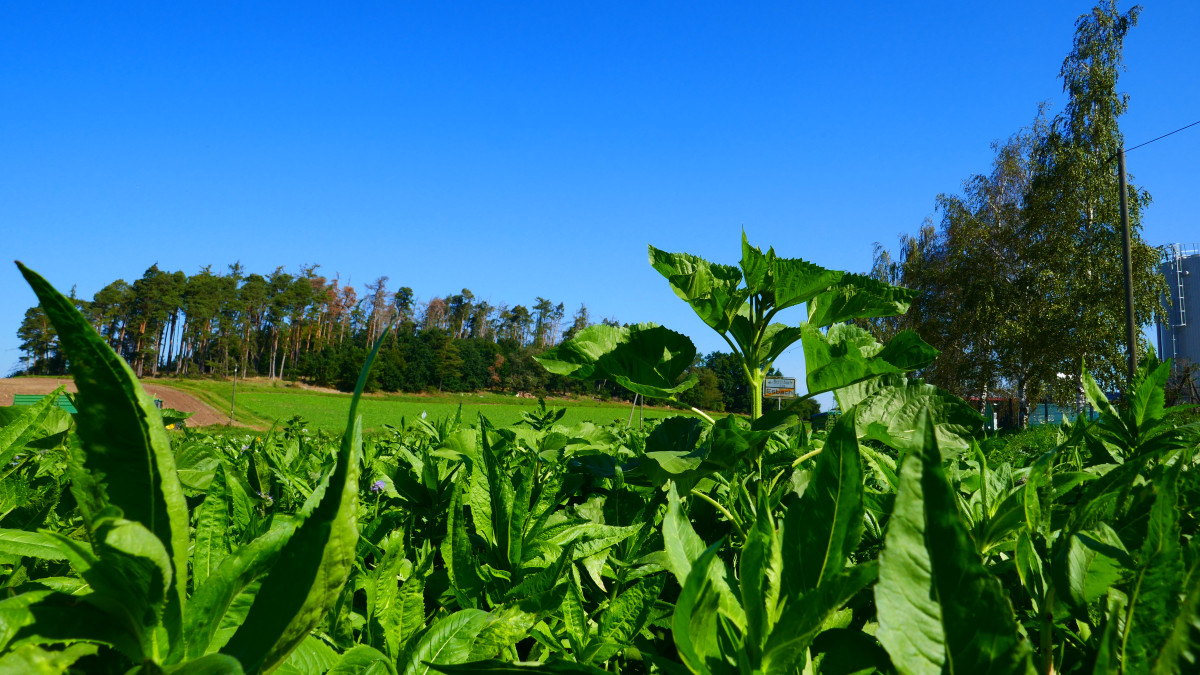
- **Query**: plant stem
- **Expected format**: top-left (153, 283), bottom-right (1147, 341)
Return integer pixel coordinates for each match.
top-left (791, 447), bottom-right (822, 467)
top-left (689, 488), bottom-right (746, 540)
top-left (689, 406), bottom-right (716, 424)
top-left (1041, 586), bottom-right (1056, 675)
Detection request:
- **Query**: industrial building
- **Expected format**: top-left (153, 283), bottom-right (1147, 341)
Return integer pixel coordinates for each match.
top-left (1157, 244), bottom-right (1200, 369)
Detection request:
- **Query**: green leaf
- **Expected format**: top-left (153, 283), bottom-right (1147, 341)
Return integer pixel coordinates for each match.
top-left (649, 245), bottom-right (747, 334)
top-left (278, 634), bottom-right (339, 674)
top-left (424, 660), bottom-right (609, 675)
top-left (807, 272), bottom-right (917, 328)
top-left (534, 323), bottom-right (698, 399)
top-left (328, 645), bottom-right (397, 675)
top-left (220, 330), bottom-right (388, 673)
top-left (0, 643), bottom-right (100, 674)
top-left (738, 234), bottom-right (845, 312)
top-left (598, 575), bottom-right (665, 646)
top-left (44, 517), bottom-right (173, 661)
top-left (0, 529), bottom-right (68, 562)
top-left (0, 386), bottom-right (64, 465)
top-left (404, 609), bottom-right (490, 675)
top-left (876, 410), bottom-right (1032, 675)
top-left (1122, 459), bottom-right (1185, 674)
top-left (0, 589), bottom-right (139, 661)
top-left (802, 323), bottom-right (938, 397)
top-left (672, 541), bottom-right (729, 675)
top-left (444, 471), bottom-right (484, 607)
top-left (739, 491), bottom-right (781, 658)
top-left (850, 378), bottom-right (983, 457)
top-left (1055, 525), bottom-right (1129, 610)
top-left (176, 442), bottom-right (221, 493)
top-left (164, 654), bottom-right (246, 674)
top-left (470, 606), bottom-right (539, 660)
top-left (782, 410), bottom-right (864, 596)
top-left (193, 464), bottom-right (231, 589)
top-left (184, 519), bottom-right (296, 658)
top-left (1152, 539), bottom-right (1200, 674)
top-left (760, 562), bottom-right (877, 674)
top-left (17, 262), bottom-right (191, 653)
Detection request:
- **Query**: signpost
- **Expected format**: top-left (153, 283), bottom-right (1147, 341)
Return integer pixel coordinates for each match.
top-left (764, 377), bottom-right (796, 409)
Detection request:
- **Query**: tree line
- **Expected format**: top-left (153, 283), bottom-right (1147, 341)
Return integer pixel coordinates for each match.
top-left (867, 2), bottom-right (1166, 426)
top-left (14, 263), bottom-right (812, 415)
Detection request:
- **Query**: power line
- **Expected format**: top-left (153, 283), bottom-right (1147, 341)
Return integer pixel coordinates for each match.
top-left (1127, 119), bottom-right (1200, 153)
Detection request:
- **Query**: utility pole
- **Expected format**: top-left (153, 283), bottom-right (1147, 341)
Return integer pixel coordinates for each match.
top-left (228, 365), bottom-right (238, 426)
top-left (1118, 148), bottom-right (1137, 385)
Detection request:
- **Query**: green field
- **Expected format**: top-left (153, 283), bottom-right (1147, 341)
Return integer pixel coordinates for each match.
top-left (153, 378), bottom-right (708, 432)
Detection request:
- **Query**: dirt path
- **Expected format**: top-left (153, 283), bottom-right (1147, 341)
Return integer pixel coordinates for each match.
top-left (0, 377), bottom-right (232, 427)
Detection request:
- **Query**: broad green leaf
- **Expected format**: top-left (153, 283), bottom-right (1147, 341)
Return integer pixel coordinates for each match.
top-left (672, 541), bottom-right (728, 675)
top-left (404, 609), bottom-right (490, 675)
top-left (443, 471), bottom-right (483, 607)
top-left (739, 491), bottom-right (781, 658)
top-left (176, 442), bottom-right (221, 493)
top-left (1055, 524), bottom-right (1129, 610)
top-left (0, 529), bottom-right (68, 562)
top-left (661, 484), bottom-right (713, 587)
top-left (221, 329), bottom-right (387, 673)
top-left (598, 575), bottom-right (665, 646)
top-left (0, 589), bottom-right (138, 661)
top-left (764, 256), bottom-right (845, 314)
top-left (1122, 460), bottom-right (1185, 674)
top-left (807, 272), bottom-right (917, 328)
top-left (45, 517), bottom-right (173, 661)
top-left (875, 427), bottom-right (944, 675)
top-left (737, 234), bottom-right (844, 312)
top-left (278, 634), bottom-right (339, 674)
top-left (877, 410), bottom-right (1032, 675)
top-left (0, 643), bottom-right (99, 674)
top-left (18, 262), bottom-right (191, 653)
top-left (328, 645), bottom-right (397, 675)
top-left (560, 577), bottom-right (588, 654)
top-left (425, 660), bottom-right (609, 675)
top-left (193, 464), bottom-right (231, 589)
top-left (761, 562), bottom-right (877, 674)
top-left (470, 606), bottom-right (538, 660)
top-left (782, 410), bottom-right (863, 596)
top-left (802, 323), bottom-right (937, 397)
top-left (851, 378), bottom-right (983, 457)
top-left (392, 568), bottom-right (428, 659)
top-left (164, 654), bottom-right (246, 674)
top-left (534, 323), bottom-right (698, 399)
top-left (0, 386), bottom-right (64, 465)
top-left (649, 245), bottom-right (747, 334)
top-left (1153, 539), bottom-right (1200, 674)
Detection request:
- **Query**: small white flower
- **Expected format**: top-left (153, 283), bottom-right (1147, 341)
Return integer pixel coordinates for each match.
top-left (421, 411), bottom-right (427, 419)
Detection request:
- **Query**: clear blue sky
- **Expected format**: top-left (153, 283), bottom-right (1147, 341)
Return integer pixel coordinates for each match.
top-left (3, 2), bottom-right (1198, 404)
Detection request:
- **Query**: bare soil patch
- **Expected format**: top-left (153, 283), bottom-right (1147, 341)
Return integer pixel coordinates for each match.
top-left (0, 377), bottom-right (232, 427)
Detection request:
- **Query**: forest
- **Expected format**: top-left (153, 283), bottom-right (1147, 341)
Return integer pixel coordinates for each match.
top-left (13, 264), bottom-right (807, 416)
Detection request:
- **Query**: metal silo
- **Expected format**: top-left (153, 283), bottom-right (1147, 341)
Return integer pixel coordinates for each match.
top-left (1157, 244), bottom-right (1200, 368)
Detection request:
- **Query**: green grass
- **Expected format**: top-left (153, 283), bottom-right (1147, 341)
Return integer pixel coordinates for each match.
top-left (151, 378), bottom-right (707, 432)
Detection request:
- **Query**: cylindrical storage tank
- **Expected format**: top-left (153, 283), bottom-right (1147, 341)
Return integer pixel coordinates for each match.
top-left (1157, 245), bottom-right (1200, 367)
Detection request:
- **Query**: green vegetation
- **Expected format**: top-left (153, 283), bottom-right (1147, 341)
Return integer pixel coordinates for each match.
top-left (159, 378), bottom-right (706, 432)
top-left (6, 215), bottom-right (1200, 674)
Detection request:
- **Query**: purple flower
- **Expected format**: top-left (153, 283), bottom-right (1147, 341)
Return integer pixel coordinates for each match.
top-left (370, 480), bottom-right (386, 493)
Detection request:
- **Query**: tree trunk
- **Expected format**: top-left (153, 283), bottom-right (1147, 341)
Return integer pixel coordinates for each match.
top-left (1017, 377), bottom-right (1030, 429)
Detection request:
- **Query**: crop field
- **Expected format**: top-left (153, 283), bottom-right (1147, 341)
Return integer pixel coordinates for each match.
top-left (5, 237), bottom-right (1200, 675)
top-left (152, 378), bottom-right (700, 432)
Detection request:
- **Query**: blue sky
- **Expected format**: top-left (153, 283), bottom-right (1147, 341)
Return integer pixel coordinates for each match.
top-left (3, 2), bottom-right (1198, 404)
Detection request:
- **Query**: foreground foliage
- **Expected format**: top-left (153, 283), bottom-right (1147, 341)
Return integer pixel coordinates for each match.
top-left (3, 243), bottom-right (1199, 674)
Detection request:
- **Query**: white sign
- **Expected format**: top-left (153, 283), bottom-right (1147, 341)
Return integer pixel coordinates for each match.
top-left (763, 377), bottom-right (797, 399)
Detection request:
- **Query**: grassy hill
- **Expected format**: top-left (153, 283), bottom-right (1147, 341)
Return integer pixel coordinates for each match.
top-left (150, 377), bottom-right (710, 432)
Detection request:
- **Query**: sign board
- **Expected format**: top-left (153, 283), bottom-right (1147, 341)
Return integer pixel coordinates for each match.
top-left (763, 377), bottom-right (797, 399)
